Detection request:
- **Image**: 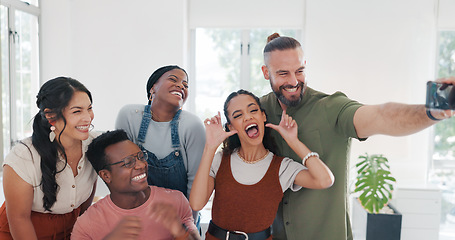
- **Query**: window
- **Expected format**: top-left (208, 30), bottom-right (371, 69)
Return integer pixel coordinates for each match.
top-left (19, 0), bottom-right (38, 7)
top-left (428, 31), bottom-right (455, 240)
top-left (0, 0), bottom-right (40, 159)
top-left (188, 28), bottom-right (301, 121)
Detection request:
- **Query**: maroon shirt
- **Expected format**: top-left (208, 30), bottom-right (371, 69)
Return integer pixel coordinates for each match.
top-left (207, 153), bottom-right (284, 240)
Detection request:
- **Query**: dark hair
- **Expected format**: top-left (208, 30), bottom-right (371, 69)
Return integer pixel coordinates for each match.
top-left (146, 65), bottom-right (188, 105)
top-left (32, 77), bottom-right (92, 211)
top-left (221, 89), bottom-right (277, 156)
top-left (86, 129), bottom-right (129, 173)
top-left (263, 33), bottom-right (301, 54)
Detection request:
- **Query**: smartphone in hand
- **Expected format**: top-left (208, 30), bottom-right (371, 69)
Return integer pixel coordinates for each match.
top-left (426, 81), bottom-right (455, 109)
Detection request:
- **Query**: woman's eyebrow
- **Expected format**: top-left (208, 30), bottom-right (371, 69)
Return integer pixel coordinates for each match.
top-left (69, 103), bottom-right (92, 110)
top-left (231, 110), bottom-right (241, 116)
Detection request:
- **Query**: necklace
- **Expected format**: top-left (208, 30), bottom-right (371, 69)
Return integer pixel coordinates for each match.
top-left (237, 150), bottom-right (269, 164)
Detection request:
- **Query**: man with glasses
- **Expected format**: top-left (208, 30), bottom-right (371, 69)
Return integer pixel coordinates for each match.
top-left (71, 130), bottom-right (200, 240)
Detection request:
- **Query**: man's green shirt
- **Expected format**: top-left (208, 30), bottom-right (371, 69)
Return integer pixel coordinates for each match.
top-left (261, 87), bottom-right (364, 240)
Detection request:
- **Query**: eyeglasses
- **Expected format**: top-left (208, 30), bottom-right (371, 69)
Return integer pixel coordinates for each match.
top-left (103, 151), bottom-right (148, 169)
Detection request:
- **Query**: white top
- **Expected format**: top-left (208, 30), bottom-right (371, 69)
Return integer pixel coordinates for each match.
top-left (2, 131), bottom-right (99, 214)
top-left (209, 150), bottom-right (306, 192)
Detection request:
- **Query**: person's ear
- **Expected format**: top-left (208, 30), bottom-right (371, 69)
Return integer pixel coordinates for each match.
top-left (149, 87), bottom-right (155, 101)
top-left (261, 65), bottom-right (270, 80)
top-left (262, 111), bottom-right (267, 122)
top-left (99, 169), bottom-right (112, 184)
top-left (227, 123), bottom-right (233, 132)
top-left (151, 86), bottom-right (157, 95)
top-left (43, 108), bottom-right (57, 122)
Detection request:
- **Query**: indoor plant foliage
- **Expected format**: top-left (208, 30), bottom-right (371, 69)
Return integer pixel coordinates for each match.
top-left (354, 153), bottom-right (396, 214)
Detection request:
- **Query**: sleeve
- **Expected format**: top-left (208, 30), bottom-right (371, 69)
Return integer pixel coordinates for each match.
top-left (3, 143), bottom-right (35, 186)
top-left (209, 152), bottom-right (223, 179)
top-left (325, 92), bottom-right (364, 140)
top-left (279, 157), bottom-right (306, 192)
top-left (176, 192), bottom-right (197, 232)
top-left (115, 105), bottom-right (136, 143)
top-left (71, 216), bottom-right (92, 240)
top-left (182, 113), bottom-right (206, 196)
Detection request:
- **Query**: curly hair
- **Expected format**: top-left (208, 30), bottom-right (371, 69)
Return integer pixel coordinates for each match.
top-left (86, 129), bottom-right (130, 173)
top-left (221, 89), bottom-right (277, 156)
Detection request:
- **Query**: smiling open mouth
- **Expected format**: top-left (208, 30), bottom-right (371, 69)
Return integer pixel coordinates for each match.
top-left (132, 173), bottom-right (146, 181)
top-left (245, 123), bottom-right (259, 138)
top-left (281, 83), bottom-right (302, 93)
top-left (76, 125), bottom-right (90, 130)
top-left (171, 91), bottom-right (183, 98)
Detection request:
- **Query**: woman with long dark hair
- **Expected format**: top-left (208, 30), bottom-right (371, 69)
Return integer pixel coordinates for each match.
top-left (0, 77), bottom-right (98, 239)
top-left (190, 89), bottom-right (334, 240)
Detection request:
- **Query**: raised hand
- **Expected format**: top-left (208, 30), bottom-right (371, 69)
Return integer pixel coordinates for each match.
top-left (431, 76), bottom-right (455, 119)
top-left (102, 216), bottom-right (141, 240)
top-left (190, 112), bottom-right (237, 212)
top-left (203, 112), bottom-right (238, 151)
top-left (147, 202), bottom-right (186, 238)
top-left (265, 109), bottom-right (298, 143)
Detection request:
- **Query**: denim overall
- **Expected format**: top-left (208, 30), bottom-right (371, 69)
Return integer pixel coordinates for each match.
top-left (137, 105), bottom-right (188, 196)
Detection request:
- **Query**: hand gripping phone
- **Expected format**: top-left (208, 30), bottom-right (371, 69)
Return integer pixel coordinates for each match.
top-left (426, 81), bottom-right (455, 110)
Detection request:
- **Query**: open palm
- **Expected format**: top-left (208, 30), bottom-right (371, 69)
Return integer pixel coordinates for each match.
top-left (266, 110), bottom-right (298, 143)
top-left (204, 112), bottom-right (238, 150)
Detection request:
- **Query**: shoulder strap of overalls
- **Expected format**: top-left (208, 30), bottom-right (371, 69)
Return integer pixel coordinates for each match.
top-left (137, 105), bottom-right (152, 144)
top-left (170, 110), bottom-right (182, 148)
top-left (137, 105), bottom-right (181, 148)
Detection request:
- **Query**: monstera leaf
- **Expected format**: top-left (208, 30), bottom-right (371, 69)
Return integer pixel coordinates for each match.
top-left (354, 154), bottom-right (396, 214)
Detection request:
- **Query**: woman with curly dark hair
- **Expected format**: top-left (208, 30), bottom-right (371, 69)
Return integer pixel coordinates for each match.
top-left (190, 89), bottom-right (334, 240)
top-left (0, 77), bottom-right (98, 240)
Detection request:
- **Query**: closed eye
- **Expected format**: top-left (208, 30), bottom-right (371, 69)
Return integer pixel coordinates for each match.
top-left (233, 114), bottom-right (242, 119)
top-left (122, 158), bottom-right (134, 168)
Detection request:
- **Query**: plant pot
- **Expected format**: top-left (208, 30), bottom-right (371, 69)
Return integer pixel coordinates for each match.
top-left (352, 198), bottom-right (402, 240)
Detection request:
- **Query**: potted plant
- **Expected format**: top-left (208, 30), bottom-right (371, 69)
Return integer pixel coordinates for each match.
top-left (351, 153), bottom-right (402, 240)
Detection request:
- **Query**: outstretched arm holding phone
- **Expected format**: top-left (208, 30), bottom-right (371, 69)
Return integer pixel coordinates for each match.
top-left (354, 77), bottom-right (455, 139)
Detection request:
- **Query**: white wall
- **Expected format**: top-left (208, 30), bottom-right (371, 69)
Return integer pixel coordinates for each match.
top-left (189, 0), bottom-right (305, 28)
top-left (40, 0), bottom-right (442, 187)
top-left (305, 0), bottom-right (437, 186)
top-left (438, 0), bottom-right (455, 30)
top-left (41, 0), bottom-right (188, 131)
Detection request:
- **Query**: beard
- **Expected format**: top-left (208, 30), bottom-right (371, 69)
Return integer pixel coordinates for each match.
top-left (271, 81), bottom-right (306, 107)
